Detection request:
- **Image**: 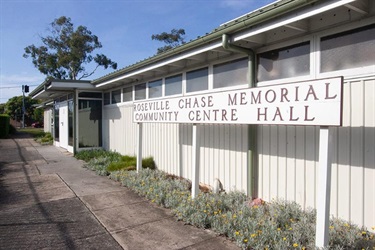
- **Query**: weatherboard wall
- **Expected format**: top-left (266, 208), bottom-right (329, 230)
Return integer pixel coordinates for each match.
top-left (102, 104), bottom-right (249, 193)
top-left (257, 75), bottom-right (375, 232)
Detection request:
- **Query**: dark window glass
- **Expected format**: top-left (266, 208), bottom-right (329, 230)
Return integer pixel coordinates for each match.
top-left (135, 83), bottom-right (146, 100)
top-left (123, 86), bottom-right (133, 102)
top-left (214, 58), bottom-right (248, 88)
top-left (321, 24), bottom-right (375, 72)
top-left (54, 103), bottom-right (59, 142)
top-left (111, 89), bottom-right (121, 104)
top-left (103, 92), bottom-right (110, 105)
top-left (68, 100), bottom-right (74, 146)
top-left (165, 74), bottom-right (182, 96)
top-left (186, 67), bottom-right (208, 93)
top-left (148, 79), bottom-right (163, 98)
top-left (78, 100), bottom-right (102, 148)
top-left (79, 92), bottom-right (102, 98)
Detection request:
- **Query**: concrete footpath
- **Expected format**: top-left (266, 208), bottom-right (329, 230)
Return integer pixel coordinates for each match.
top-left (0, 133), bottom-right (238, 250)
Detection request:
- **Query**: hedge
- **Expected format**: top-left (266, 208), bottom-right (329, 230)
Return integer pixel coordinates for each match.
top-left (0, 114), bottom-right (10, 138)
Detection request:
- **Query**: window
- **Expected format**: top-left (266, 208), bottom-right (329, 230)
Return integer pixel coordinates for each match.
top-left (186, 67), bottom-right (208, 93)
top-left (257, 42), bottom-right (310, 82)
top-left (135, 83), bottom-right (146, 100)
top-left (103, 92), bottom-right (110, 105)
top-left (165, 74), bottom-right (182, 96)
top-left (214, 58), bottom-right (248, 88)
top-left (68, 100), bottom-right (74, 146)
top-left (123, 86), bottom-right (133, 102)
top-left (79, 92), bottom-right (102, 98)
top-left (54, 103), bottom-right (59, 142)
top-left (78, 100), bottom-right (102, 148)
top-left (148, 79), bottom-right (162, 98)
top-left (320, 24), bottom-right (375, 73)
top-left (111, 89), bottom-right (121, 104)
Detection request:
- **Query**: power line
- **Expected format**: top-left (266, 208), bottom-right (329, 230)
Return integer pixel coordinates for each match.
top-left (0, 84), bottom-right (39, 89)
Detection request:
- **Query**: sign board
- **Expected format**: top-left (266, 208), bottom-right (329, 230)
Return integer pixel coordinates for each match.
top-left (133, 77), bottom-right (342, 126)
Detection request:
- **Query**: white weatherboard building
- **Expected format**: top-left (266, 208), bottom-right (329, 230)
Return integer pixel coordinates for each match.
top-left (31, 0), bottom-right (374, 236)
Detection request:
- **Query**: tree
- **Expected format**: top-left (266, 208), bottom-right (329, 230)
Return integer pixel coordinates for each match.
top-left (5, 96), bottom-right (39, 124)
top-left (151, 28), bottom-right (186, 54)
top-left (0, 103), bottom-right (5, 114)
top-left (23, 16), bottom-right (117, 80)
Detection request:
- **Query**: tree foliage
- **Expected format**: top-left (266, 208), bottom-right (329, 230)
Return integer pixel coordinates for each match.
top-left (23, 16), bottom-right (117, 80)
top-left (5, 96), bottom-right (39, 123)
top-left (151, 28), bottom-right (186, 54)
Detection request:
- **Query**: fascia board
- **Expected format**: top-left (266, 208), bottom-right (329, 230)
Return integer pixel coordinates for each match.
top-left (48, 81), bottom-right (94, 90)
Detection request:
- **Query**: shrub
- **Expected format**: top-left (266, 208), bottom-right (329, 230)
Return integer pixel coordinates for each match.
top-left (75, 149), bottom-right (121, 162)
top-left (0, 114), bottom-right (10, 138)
top-left (142, 156), bottom-right (156, 169)
top-left (9, 124), bottom-right (16, 134)
top-left (108, 168), bottom-right (375, 250)
top-left (35, 132), bottom-right (53, 145)
top-left (76, 150), bottom-right (155, 176)
top-left (107, 156), bottom-right (155, 172)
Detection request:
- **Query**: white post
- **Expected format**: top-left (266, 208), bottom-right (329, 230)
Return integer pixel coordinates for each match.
top-left (191, 124), bottom-right (200, 199)
top-left (315, 126), bottom-right (332, 248)
top-left (136, 123), bottom-right (143, 173)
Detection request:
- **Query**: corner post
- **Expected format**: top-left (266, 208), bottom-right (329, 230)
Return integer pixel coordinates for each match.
top-left (315, 126), bottom-right (332, 248)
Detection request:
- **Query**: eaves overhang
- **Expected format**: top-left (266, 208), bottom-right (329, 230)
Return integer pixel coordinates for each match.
top-left (29, 79), bottom-right (93, 101)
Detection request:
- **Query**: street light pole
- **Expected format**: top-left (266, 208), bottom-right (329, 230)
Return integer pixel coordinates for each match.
top-left (21, 85), bottom-right (29, 128)
top-left (22, 85), bottom-right (25, 128)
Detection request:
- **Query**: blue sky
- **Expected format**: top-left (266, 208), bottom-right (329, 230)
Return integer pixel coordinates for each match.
top-left (0, 0), bottom-right (274, 103)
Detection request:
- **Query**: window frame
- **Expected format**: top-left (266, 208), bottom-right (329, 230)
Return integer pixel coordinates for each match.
top-left (111, 88), bottom-right (122, 104)
top-left (256, 38), bottom-right (313, 86)
top-left (317, 20), bottom-right (375, 79)
top-left (186, 67), bottom-right (209, 94)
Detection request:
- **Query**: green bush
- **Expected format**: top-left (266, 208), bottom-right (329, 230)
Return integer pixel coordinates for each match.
top-left (75, 150), bottom-right (154, 176)
top-left (107, 156), bottom-right (155, 172)
top-left (9, 124), bottom-right (16, 134)
top-left (75, 149), bottom-right (121, 162)
top-left (0, 114), bottom-right (10, 138)
top-left (35, 132), bottom-right (53, 145)
top-left (142, 157), bottom-right (156, 170)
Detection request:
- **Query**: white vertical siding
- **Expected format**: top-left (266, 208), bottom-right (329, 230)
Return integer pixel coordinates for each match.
top-left (104, 105), bottom-right (249, 193)
top-left (102, 105), bottom-right (137, 155)
top-left (257, 76), bottom-right (375, 231)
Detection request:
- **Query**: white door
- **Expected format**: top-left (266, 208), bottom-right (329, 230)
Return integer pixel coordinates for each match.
top-left (59, 101), bottom-right (68, 149)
